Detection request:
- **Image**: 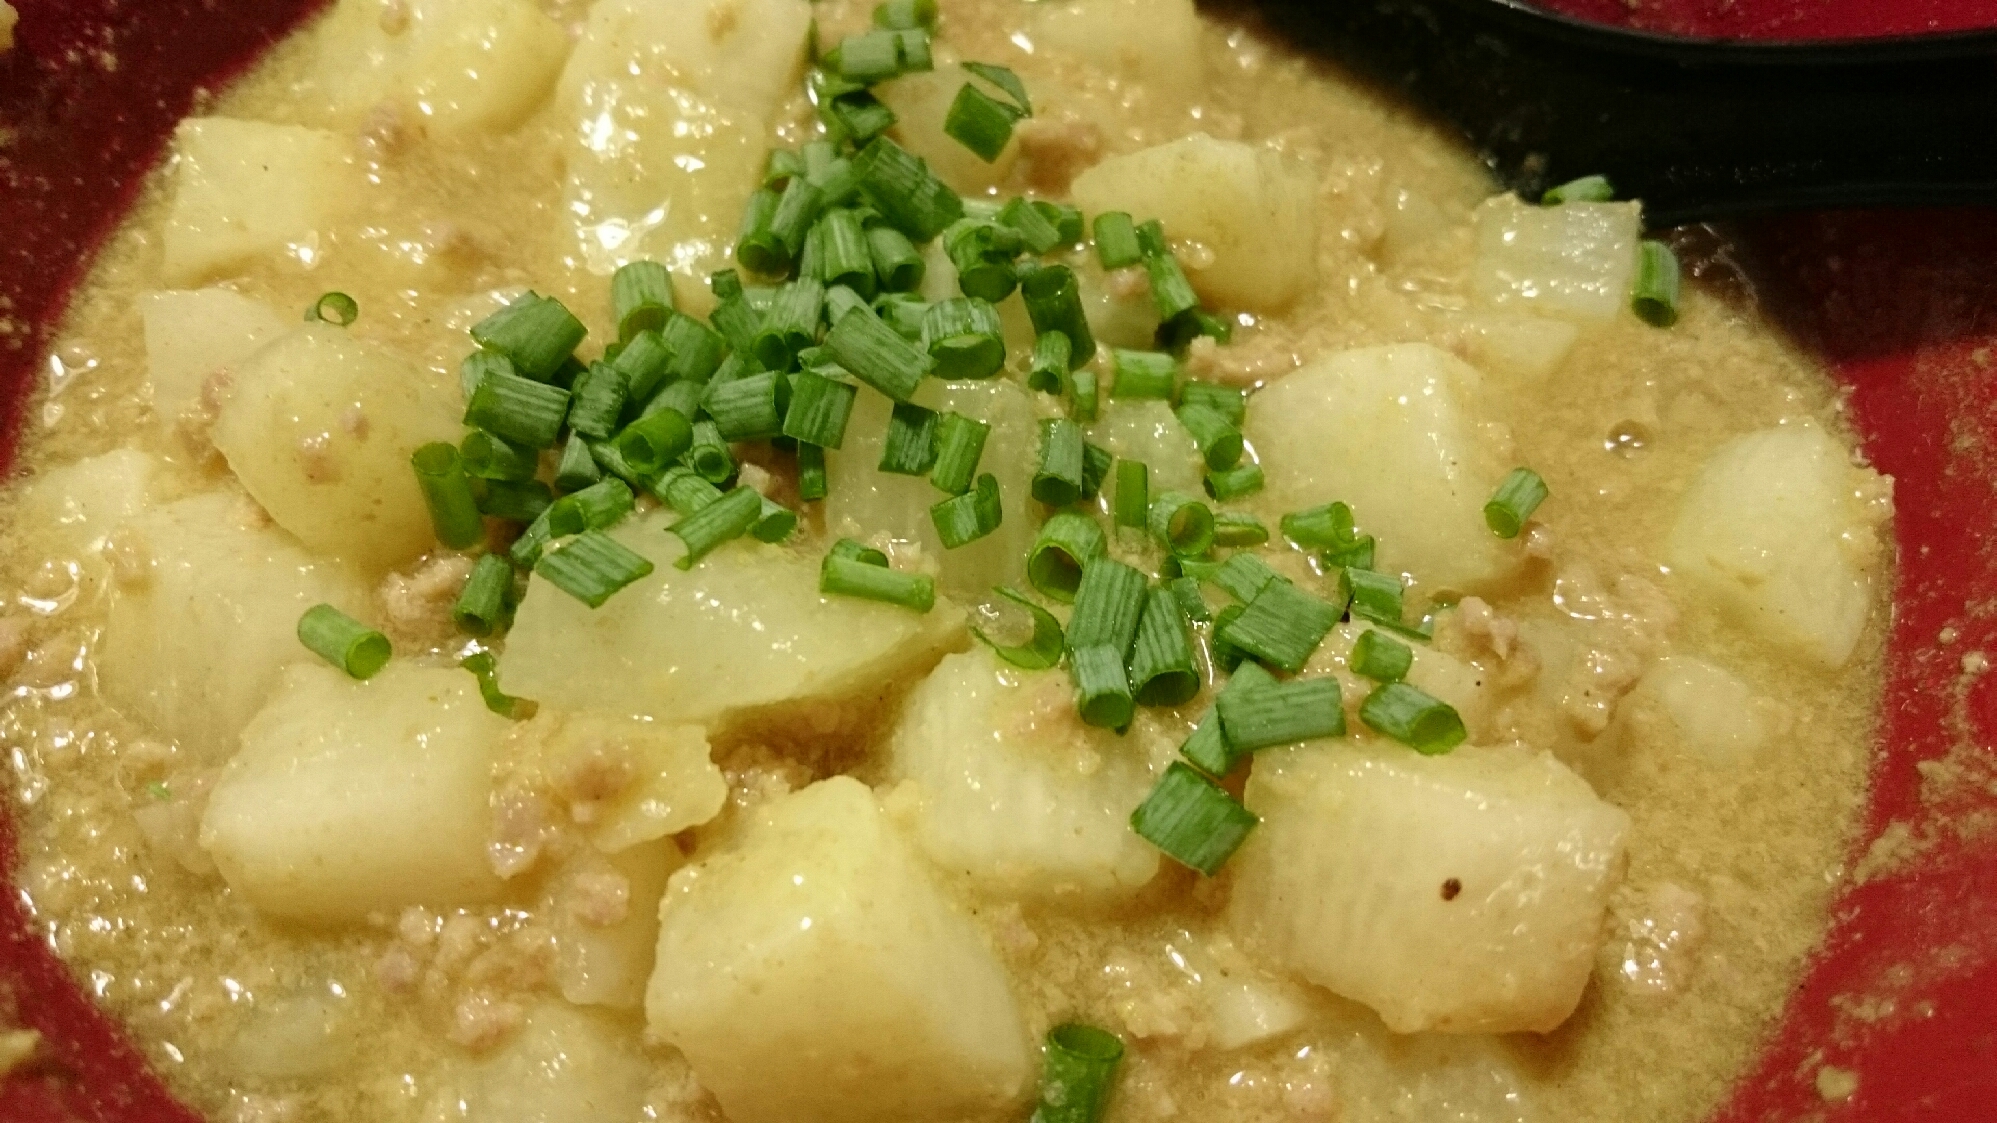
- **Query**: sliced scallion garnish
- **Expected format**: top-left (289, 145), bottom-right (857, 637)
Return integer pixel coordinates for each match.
top-left (1092, 211), bottom-right (1142, 271)
top-left (1339, 566), bottom-right (1404, 627)
top-left (1032, 1023), bottom-right (1124, 1123)
top-left (868, 224), bottom-right (925, 292)
top-left (929, 472), bottom-right (1003, 548)
top-left (1541, 173), bottom-right (1614, 204)
top-left (971, 586), bottom-right (1065, 670)
top-left (1176, 380), bottom-right (1244, 425)
top-left (1174, 402), bottom-right (1243, 472)
top-left (1484, 467), bottom-right (1549, 538)
top-left (460, 651), bottom-right (534, 720)
top-left (536, 529), bottom-right (655, 608)
top-left (668, 486), bottom-right (762, 569)
top-left (1032, 417), bottom-right (1087, 507)
top-left (1216, 675), bottom-right (1344, 751)
top-left (930, 411), bottom-right (991, 495)
top-left (1210, 552), bottom-right (1284, 603)
top-left (1130, 761), bottom-right (1257, 875)
top-left (1021, 263), bottom-right (1095, 370)
top-left (1350, 628), bottom-right (1413, 682)
top-left (704, 370), bottom-right (787, 442)
top-left (1148, 491), bottom-right (1215, 557)
top-left (1633, 239), bottom-right (1681, 327)
top-left (825, 303), bottom-right (932, 401)
top-left (922, 297), bottom-right (1005, 379)
top-left (610, 260), bottom-right (676, 341)
top-left (1113, 459), bottom-right (1149, 529)
top-left (411, 443), bottom-right (484, 549)
top-left (470, 292), bottom-right (586, 381)
top-left (798, 443), bottom-right (829, 501)
top-left (477, 479), bottom-right (553, 523)
top-left (820, 552), bottom-right (935, 611)
top-left (305, 291), bottom-right (358, 326)
top-left (1128, 586), bottom-right (1199, 707)
top-left (782, 370), bottom-right (859, 450)
top-left (879, 401), bottom-right (940, 476)
top-left (1217, 579), bottom-right (1340, 673)
top-left (463, 369), bottom-right (570, 449)
top-left (297, 604), bottom-right (391, 680)
top-left (1028, 331), bottom-right (1071, 395)
top-left (1212, 511), bottom-right (1269, 547)
top-left (1026, 510), bottom-right (1108, 603)
top-left (1204, 463), bottom-right (1264, 502)
top-left (1111, 349), bottom-right (1177, 400)
top-left (853, 135), bottom-right (963, 242)
top-left (452, 554), bottom-right (515, 637)
top-left (1359, 681), bottom-right (1467, 754)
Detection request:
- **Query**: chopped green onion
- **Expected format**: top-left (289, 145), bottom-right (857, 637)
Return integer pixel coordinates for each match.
top-left (833, 29), bottom-right (908, 84)
top-left (1210, 552), bottom-right (1284, 603)
top-left (1027, 511), bottom-right (1108, 603)
top-left (753, 278), bottom-right (825, 370)
top-left (853, 136), bottom-right (963, 242)
top-left (1066, 643), bottom-right (1132, 729)
top-left (753, 495), bottom-right (798, 543)
top-left (1135, 218), bottom-right (1168, 258)
top-left (945, 220), bottom-right (1022, 302)
top-left (1032, 418), bottom-right (1086, 506)
top-left (656, 466), bottom-right (723, 516)
top-left (554, 433), bottom-right (602, 493)
top-left (831, 537), bottom-right (889, 566)
top-left (305, 291), bottom-right (358, 326)
top-left (892, 28), bottom-right (934, 71)
top-left (1167, 575), bottom-right (1210, 624)
top-left (463, 370), bottom-right (569, 449)
top-left (1484, 466), bottom-right (1549, 538)
top-left (1144, 250), bottom-right (1200, 323)
top-left (460, 429), bottom-right (538, 483)
top-left (1174, 403), bottom-right (1243, 472)
top-left (548, 477), bottom-right (633, 534)
top-left (736, 188), bottom-right (786, 275)
top-left (930, 411), bottom-right (991, 495)
top-left (1212, 511), bottom-right (1268, 547)
top-left (682, 420), bottom-right (731, 484)
top-left (875, 292), bottom-right (931, 341)
top-left (812, 208), bottom-right (876, 298)
top-left (410, 443), bottom-right (484, 549)
top-left (1021, 264), bottom-right (1095, 369)
top-left (471, 293), bottom-right (587, 381)
top-left (873, 0), bottom-right (938, 29)
top-left (644, 379), bottom-right (706, 427)
top-left (879, 401), bottom-right (940, 475)
top-left (1113, 459), bottom-right (1149, 529)
top-left (922, 297), bottom-right (1006, 379)
top-left (509, 506), bottom-right (557, 568)
top-left (536, 529), bottom-right (655, 608)
top-left (1204, 463), bottom-right (1264, 503)
top-left (1111, 349), bottom-right (1177, 399)
top-left (669, 486), bottom-right (762, 569)
top-left (930, 472), bottom-right (1003, 548)
top-left (1177, 380), bottom-right (1244, 426)
top-left (1541, 174), bottom-right (1614, 204)
top-left (824, 283), bottom-right (872, 330)
top-left (771, 175), bottom-right (826, 263)
top-left (712, 268), bottom-right (745, 300)
top-left (1178, 662), bottom-right (1275, 775)
top-left (1033, 1023), bottom-right (1124, 1123)
top-left (1036, 201), bottom-right (1084, 244)
top-left (1360, 681), bottom-right (1467, 754)
top-left (709, 293), bottom-right (762, 356)
top-left (660, 313), bottom-right (726, 384)
top-left (1028, 331), bottom-right (1071, 395)
top-left (704, 371), bottom-right (787, 441)
top-left (1130, 762), bottom-right (1257, 875)
top-left (1340, 567), bottom-right (1404, 626)
top-left (1080, 442), bottom-right (1113, 501)
top-left (1632, 240), bottom-right (1681, 327)
top-left (798, 443), bottom-right (829, 501)
top-left (611, 261), bottom-right (676, 341)
top-left (820, 552), bottom-right (935, 611)
top-left (1217, 676), bottom-right (1344, 751)
top-left (822, 87), bottom-right (899, 144)
top-left (1218, 579), bottom-right (1340, 673)
top-left (452, 554), bottom-right (515, 636)
top-left (998, 196), bottom-right (1063, 254)
top-left (782, 370), bottom-right (859, 449)
top-left (972, 586), bottom-right (1065, 670)
top-left (868, 225), bottom-right (925, 292)
top-left (1093, 211), bottom-right (1142, 271)
top-left (1129, 586), bottom-right (1199, 707)
top-left (944, 82), bottom-right (1022, 162)
top-left (613, 407), bottom-right (694, 475)
top-left (825, 304), bottom-right (932, 401)
top-left (1209, 602), bottom-right (1248, 672)
top-left (1070, 366), bottom-right (1099, 423)
top-left (1323, 534), bottom-right (1376, 571)
top-left (1350, 628), bottom-right (1412, 683)
top-left (297, 604), bottom-right (391, 679)
top-left (1157, 309), bottom-right (1233, 353)
top-left (763, 148), bottom-right (804, 187)
top-left (1148, 491), bottom-right (1215, 557)
top-left (477, 478), bottom-right (553, 523)
top-left (1066, 556), bottom-right (1146, 668)
top-left (1280, 501), bottom-right (1354, 549)
top-left (460, 651), bottom-right (534, 720)
top-left (567, 360), bottom-right (630, 440)
top-left (459, 350), bottom-right (513, 400)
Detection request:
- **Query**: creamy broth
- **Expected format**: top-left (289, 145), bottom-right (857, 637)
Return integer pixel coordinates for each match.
top-left (0, 0), bottom-right (1889, 1121)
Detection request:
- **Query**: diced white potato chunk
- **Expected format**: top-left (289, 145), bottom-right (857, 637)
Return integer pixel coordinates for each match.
top-left (887, 648), bottom-right (1160, 902)
top-left (1246, 344), bottom-right (1517, 594)
top-left (501, 514), bottom-right (965, 727)
top-left (1306, 622), bottom-right (1492, 736)
top-left (544, 841), bottom-right (682, 1009)
top-left (211, 325), bottom-right (464, 573)
top-left (11, 449), bottom-right (158, 560)
top-left (201, 663), bottom-right (510, 924)
top-left (878, 68), bottom-right (1019, 193)
top-left (826, 378), bottom-right (1042, 598)
top-left (647, 777), bottom-right (1032, 1123)
top-left (1027, 0), bottom-right (1204, 106)
top-left (1469, 196), bottom-right (1641, 323)
top-left (500, 712), bottom-right (726, 854)
top-left (557, 0), bottom-right (812, 277)
top-left (1070, 134), bottom-right (1318, 311)
top-left (98, 491), bottom-right (372, 763)
top-left (1454, 311), bottom-right (1580, 383)
top-left (1666, 424), bottom-right (1887, 667)
top-left (162, 118), bottom-right (352, 284)
top-left (1087, 398), bottom-right (1204, 496)
top-left (459, 1002), bottom-right (652, 1123)
top-left (138, 289), bottom-right (289, 428)
top-left (1076, 256), bottom-right (1161, 351)
top-left (1229, 741), bottom-right (1630, 1034)
top-left (1628, 655), bottom-right (1775, 767)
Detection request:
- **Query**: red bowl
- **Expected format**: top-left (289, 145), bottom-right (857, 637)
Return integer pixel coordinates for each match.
top-left (2, 1), bottom-right (1994, 1120)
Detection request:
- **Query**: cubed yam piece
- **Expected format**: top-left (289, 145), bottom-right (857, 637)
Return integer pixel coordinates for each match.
top-left (1027, 0), bottom-right (1204, 106)
top-left (459, 1002), bottom-right (652, 1123)
top-left (1229, 742), bottom-right (1630, 1034)
top-left (544, 841), bottom-right (681, 1009)
top-left (139, 289), bottom-right (289, 428)
top-left (500, 513), bottom-right (965, 727)
top-left (401, 0), bottom-right (572, 132)
top-left (498, 711), bottom-right (726, 855)
top-left (1626, 655), bottom-right (1776, 767)
top-left (162, 118), bottom-right (351, 284)
top-left (1087, 398), bottom-right (1204, 496)
top-left (10, 449), bottom-right (158, 561)
top-left (1455, 311), bottom-right (1580, 383)
top-left (887, 648), bottom-right (1161, 902)
top-left (1070, 133), bottom-right (1318, 311)
top-left (1666, 424), bottom-right (1887, 667)
top-left (877, 68), bottom-right (1019, 194)
top-left (211, 325), bottom-right (463, 573)
top-left (563, 0), bottom-right (813, 123)
top-left (826, 378), bottom-right (1040, 598)
top-left (201, 663), bottom-right (511, 924)
top-left (647, 777), bottom-right (1032, 1123)
top-left (1178, 934), bottom-right (1313, 1052)
top-left (98, 490), bottom-right (372, 763)
top-left (1077, 256), bottom-right (1161, 350)
top-left (1470, 196), bottom-right (1642, 323)
top-left (1246, 343), bottom-right (1517, 594)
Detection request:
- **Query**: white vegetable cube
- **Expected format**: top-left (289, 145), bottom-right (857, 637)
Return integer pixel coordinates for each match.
top-left (1470, 196), bottom-right (1641, 323)
top-left (887, 648), bottom-right (1160, 902)
top-left (1627, 656), bottom-right (1775, 767)
top-left (1229, 742), bottom-right (1630, 1034)
top-left (11, 449), bottom-right (158, 561)
top-left (647, 777), bottom-right (1032, 1123)
top-left (878, 68), bottom-right (1019, 193)
top-left (98, 490), bottom-right (372, 763)
top-left (1454, 311), bottom-right (1580, 384)
top-left (211, 325), bottom-right (464, 573)
top-left (162, 118), bottom-right (351, 284)
top-left (460, 1002), bottom-right (652, 1123)
top-left (507, 713), bottom-right (727, 854)
top-left (500, 514), bottom-right (965, 727)
top-left (401, 0), bottom-right (573, 133)
top-left (139, 289), bottom-right (289, 428)
top-left (1666, 424), bottom-right (1887, 667)
top-left (1088, 399), bottom-right (1205, 497)
top-left (1070, 133), bottom-right (1318, 311)
top-left (1246, 343), bottom-right (1517, 594)
top-left (1027, 0), bottom-right (1205, 106)
top-left (201, 663), bottom-right (511, 924)
top-left (545, 842), bottom-right (682, 1009)
top-left (826, 378), bottom-right (1040, 598)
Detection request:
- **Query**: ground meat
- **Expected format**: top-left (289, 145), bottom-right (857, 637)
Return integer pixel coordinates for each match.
top-left (1182, 332), bottom-right (1300, 386)
top-left (488, 789), bottom-right (560, 880)
top-left (563, 868), bottom-right (631, 928)
top-left (1013, 114), bottom-right (1103, 194)
top-left (448, 992), bottom-right (524, 1051)
top-left (378, 553), bottom-right (475, 650)
top-left (1104, 265), bottom-right (1150, 301)
top-left (1450, 596), bottom-right (1518, 661)
top-left (1611, 881), bottom-right (1707, 995)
